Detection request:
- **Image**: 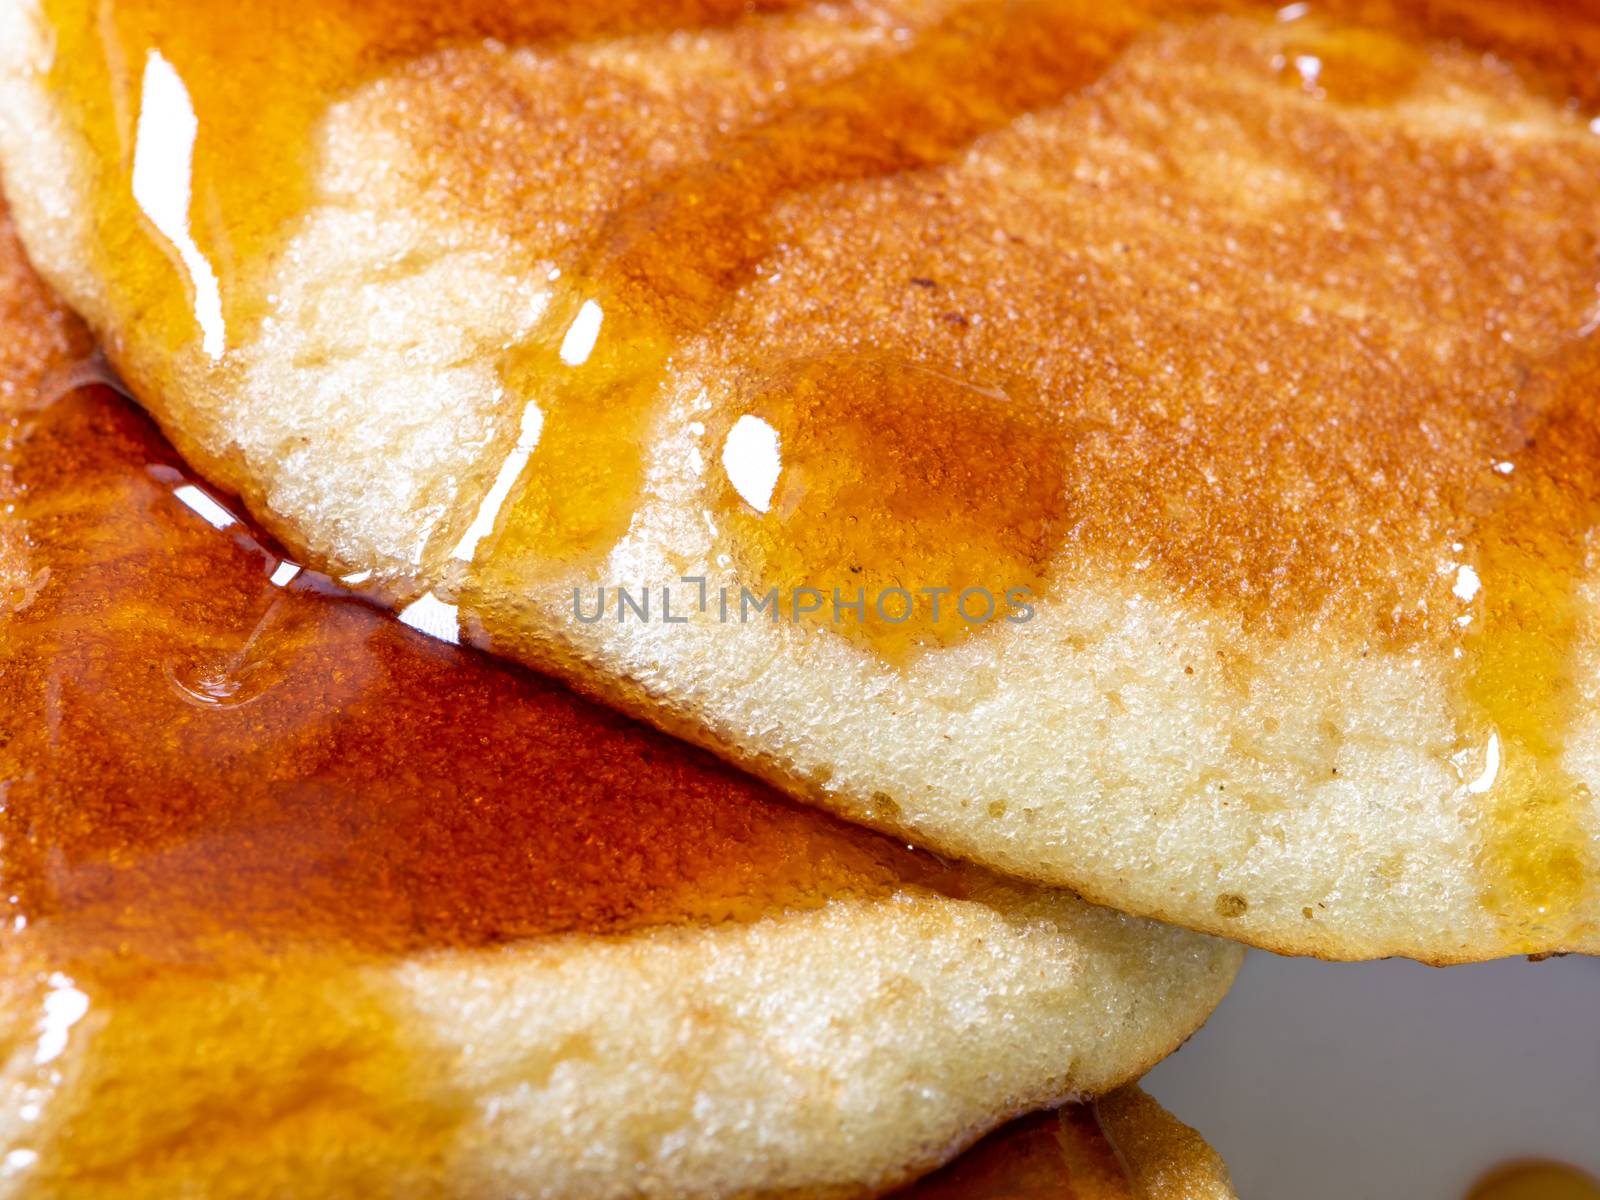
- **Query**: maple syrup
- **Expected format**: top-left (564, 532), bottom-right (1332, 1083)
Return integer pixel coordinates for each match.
top-left (29, 0), bottom-right (1600, 946)
top-left (445, 0), bottom-right (1176, 612)
top-left (0, 269), bottom-right (1154, 1200)
top-left (0, 387), bottom-right (959, 971)
top-left (5, 0), bottom-right (1597, 1184)
top-left (1459, 337), bottom-right (1600, 947)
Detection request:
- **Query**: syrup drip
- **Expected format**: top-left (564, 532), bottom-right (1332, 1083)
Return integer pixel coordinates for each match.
top-left (460, 0), bottom-right (1168, 616)
top-left (705, 357), bottom-right (1066, 659)
top-left (1459, 336), bottom-right (1600, 946)
top-left (1270, 21), bottom-right (1424, 102)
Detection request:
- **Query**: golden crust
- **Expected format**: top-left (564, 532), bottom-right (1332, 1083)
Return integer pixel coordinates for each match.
top-left (1093, 1085), bottom-right (1237, 1200)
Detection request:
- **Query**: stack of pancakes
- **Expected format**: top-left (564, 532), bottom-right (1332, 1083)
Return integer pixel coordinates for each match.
top-left (0, 0), bottom-right (1595, 1193)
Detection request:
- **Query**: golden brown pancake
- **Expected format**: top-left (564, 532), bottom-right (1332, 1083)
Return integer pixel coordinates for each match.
top-left (0, 212), bottom-right (1242, 1200)
top-left (1, 0), bottom-right (1598, 960)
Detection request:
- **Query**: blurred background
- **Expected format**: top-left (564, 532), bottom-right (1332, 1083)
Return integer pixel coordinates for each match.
top-left (1146, 952), bottom-right (1600, 1197)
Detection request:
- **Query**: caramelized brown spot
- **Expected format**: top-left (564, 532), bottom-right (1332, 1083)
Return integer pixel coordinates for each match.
top-left (1214, 893), bottom-right (1249, 918)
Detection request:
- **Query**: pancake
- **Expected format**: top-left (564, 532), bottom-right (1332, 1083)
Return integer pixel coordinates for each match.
top-left (2, 0), bottom-right (1598, 962)
top-left (898, 1086), bottom-right (1237, 1199)
top-left (0, 208), bottom-right (1242, 1198)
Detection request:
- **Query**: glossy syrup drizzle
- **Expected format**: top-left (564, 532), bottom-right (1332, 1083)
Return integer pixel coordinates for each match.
top-left (704, 358), bottom-right (1065, 659)
top-left (457, 0), bottom-right (1174, 654)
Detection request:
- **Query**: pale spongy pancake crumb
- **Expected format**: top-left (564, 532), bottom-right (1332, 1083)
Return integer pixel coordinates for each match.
top-left (0, 890), bottom-right (1241, 1199)
top-left (2, 0), bottom-right (1598, 961)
